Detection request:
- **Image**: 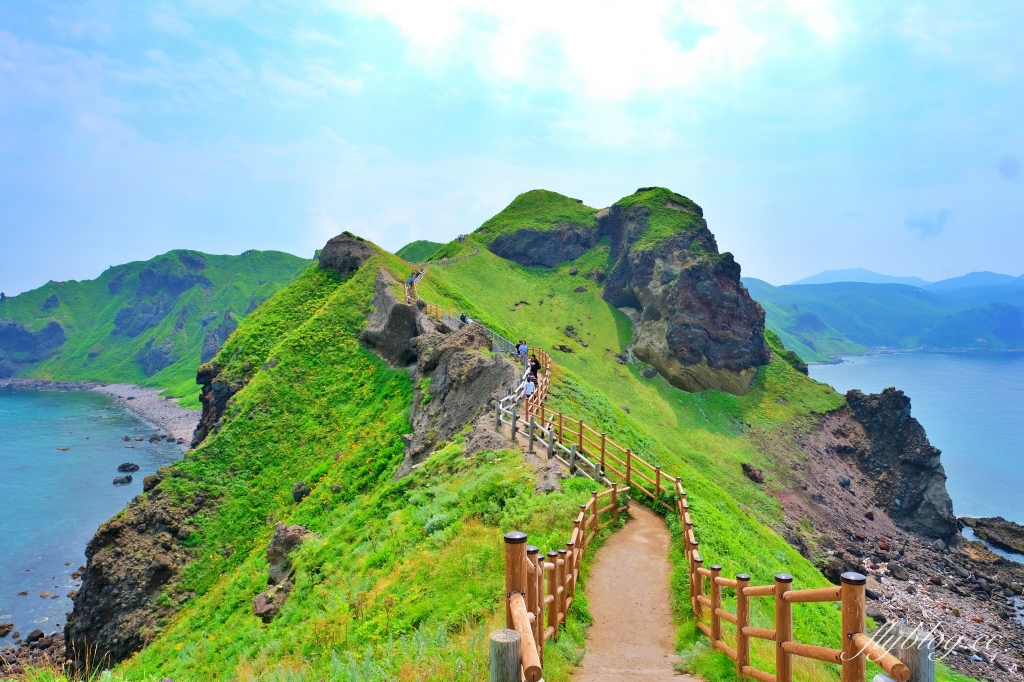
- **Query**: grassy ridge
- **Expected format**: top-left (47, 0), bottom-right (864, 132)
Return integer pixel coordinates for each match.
top-left (612, 187), bottom-right (707, 252)
top-left (415, 244), bottom-right (966, 682)
top-left (395, 240), bottom-right (444, 263)
top-left (0, 250), bottom-right (311, 407)
top-left (472, 190), bottom-right (598, 246)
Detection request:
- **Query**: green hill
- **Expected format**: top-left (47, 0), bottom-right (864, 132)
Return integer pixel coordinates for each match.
top-left (473, 189), bottom-right (598, 246)
top-left (0, 250), bottom-right (312, 406)
top-left (395, 240), bottom-right (444, 263)
top-left (743, 278), bottom-right (1024, 361)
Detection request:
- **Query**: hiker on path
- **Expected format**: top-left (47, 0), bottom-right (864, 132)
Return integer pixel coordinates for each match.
top-left (517, 340), bottom-right (528, 362)
top-left (523, 376), bottom-right (536, 400)
top-left (460, 312), bottom-right (468, 328)
top-left (529, 354), bottom-right (541, 376)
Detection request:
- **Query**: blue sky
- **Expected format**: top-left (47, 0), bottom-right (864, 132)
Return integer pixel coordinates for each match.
top-left (1, 1), bottom-right (1022, 295)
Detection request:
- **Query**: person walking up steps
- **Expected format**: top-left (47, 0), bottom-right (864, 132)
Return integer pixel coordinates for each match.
top-left (517, 340), bottom-right (528, 363)
top-left (523, 375), bottom-right (536, 400)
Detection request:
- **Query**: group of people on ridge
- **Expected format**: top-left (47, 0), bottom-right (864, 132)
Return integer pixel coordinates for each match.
top-left (520, 340), bottom-right (542, 401)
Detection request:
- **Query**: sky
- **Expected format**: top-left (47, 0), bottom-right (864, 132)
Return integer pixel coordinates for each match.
top-left (1, 0), bottom-right (1023, 295)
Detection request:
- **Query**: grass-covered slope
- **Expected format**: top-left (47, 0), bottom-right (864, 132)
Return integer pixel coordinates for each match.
top-left (472, 189), bottom-right (598, 246)
top-left (612, 187), bottom-right (706, 251)
top-left (43, 250), bottom-right (610, 682)
top-left (395, 240), bottom-right (444, 263)
top-left (415, 246), bottom-right (966, 682)
top-left (0, 250), bottom-right (311, 406)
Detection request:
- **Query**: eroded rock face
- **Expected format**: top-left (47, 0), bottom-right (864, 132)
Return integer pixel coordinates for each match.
top-left (359, 270), bottom-right (420, 366)
top-left (191, 362), bottom-right (243, 447)
top-left (489, 226), bottom-right (600, 267)
top-left (0, 320), bottom-right (67, 378)
top-left (318, 232), bottom-right (375, 276)
top-left (65, 488), bottom-right (201, 667)
top-left (601, 195), bottom-right (770, 394)
top-left (253, 523), bottom-right (311, 623)
top-left (395, 322), bottom-right (520, 477)
top-left (842, 388), bottom-right (957, 539)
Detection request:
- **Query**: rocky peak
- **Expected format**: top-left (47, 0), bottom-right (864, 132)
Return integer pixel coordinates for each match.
top-left (601, 188), bottom-right (770, 394)
top-left (318, 232), bottom-right (376, 276)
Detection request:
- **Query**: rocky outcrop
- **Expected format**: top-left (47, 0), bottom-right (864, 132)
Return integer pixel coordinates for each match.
top-left (135, 336), bottom-right (178, 376)
top-left (395, 322), bottom-right (520, 477)
top-left (318, 232), bottom-right (375, 276)
top-left (112, 296), bottom-right (174, 338)
top-left (601, 189), bottom-right (770, 394)
top-left (961, 516), bottom-right (1024, 554)
top-left (65, 485), bottom-right (202, 668)
top-left (200, 311), bottom-right (238, 363)
top-left (136, 259), bottom-right (212, 298)
top-left (191, 361), bottom-right (243, 448)
top-left (359, 270), bottom-right (420, 366)
top-left (41, 293), bottom-right (59, 310)
top-left (843, 388), bottom-right (957, 539)
top-left (489, 225), bottom-right (600, 267)
top-left (0, 320), bottom-right (67, 377)
top-left (252, 523), bottom-right (311, 623)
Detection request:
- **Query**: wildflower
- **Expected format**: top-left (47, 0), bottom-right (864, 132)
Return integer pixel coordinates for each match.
top-left (175, 643), bottom-right (183, 651)
top-left (226, 638), bottom-right (232, 643)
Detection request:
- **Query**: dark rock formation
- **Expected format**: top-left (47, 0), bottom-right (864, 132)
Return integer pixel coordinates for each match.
top-left (396, 321), bottom-right (520, 477)
top-left (601, 189), bottom-right (770, 394)
top-left (178, 251), bottom-right (209, 270)
top-left (191, 362), bottom-right (243, 448)
top-left (135, 335), bottom-right (178, 376)
top-left (65, 489), bottom-right (202, 667)
top-left (252, 523), bottom-right (310, 623)
top-left (318, 232), bottom-right (375, 276)
top-left (200, 311), bottom-right (238, 363)
top-left (359, 270), bottom-right (420, 366)
top-left (291, 482), bottom-right (311, 503)
top-left (0, 320), bottom-right (66, 378)
top-left (112, 475), bottom-right (132, 485)
top-left (137, 259), bottom-right (212, 298)
top-left (41, 294), bottom-right (59, 310)
top-left (741, 463), bottom-right (764, 484)
top-left (961, 516), bottom-right (1024, 554)
top-left (143, 475), bottom-right (161, 492)
top-left (117, 463), bottom-right (140, 472)
top-left (113, 296), bottom-right (174, 338)
top-left (844, 388), bottom-right (957, 539)
top-left (489, 225), bottom-right (600, 267)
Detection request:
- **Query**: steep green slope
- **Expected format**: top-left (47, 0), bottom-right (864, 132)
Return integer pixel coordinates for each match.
top-left (45, 250), bottom-right (606, 682)
top-left (611, 187), bottom-right (706, 251)
top-left (395, 240), bottom-right (444, 263)
top-left (0, 250), bottom-right (311, 406)
top-left (473, 189), bottom-right (598, 246)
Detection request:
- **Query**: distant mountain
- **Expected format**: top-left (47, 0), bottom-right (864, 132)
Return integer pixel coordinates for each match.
top-left (743, 277), bottom-right (1024, 361)
top-left (926, 271), bottom-right (1024, 293)
top-left (791, 268), bottom-right (931, 287)
top-left (0, 250), bottom-right (312, 406)
top-left (395, 240), bottom-right (444, 263)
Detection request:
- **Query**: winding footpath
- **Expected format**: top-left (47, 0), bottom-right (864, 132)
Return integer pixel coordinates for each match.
top-left (575, 505), bottom-right (696, 681)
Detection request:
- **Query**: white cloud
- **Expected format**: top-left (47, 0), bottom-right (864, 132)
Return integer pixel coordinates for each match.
top-left (356, 0), bottom-right (842, 100)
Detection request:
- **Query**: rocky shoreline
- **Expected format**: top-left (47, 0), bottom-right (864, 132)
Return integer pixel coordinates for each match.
top-left (0, 378), bottom-right (199, 443)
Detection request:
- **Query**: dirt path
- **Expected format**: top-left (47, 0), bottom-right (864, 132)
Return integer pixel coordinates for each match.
top-left (574, 504), bottom-right (698, 681)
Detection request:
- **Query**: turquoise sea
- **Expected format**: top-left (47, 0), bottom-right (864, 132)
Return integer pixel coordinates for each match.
top-left (810, 351), bottom-right (1024, 528)
top-left (0, 389), bottom-right (184, 644)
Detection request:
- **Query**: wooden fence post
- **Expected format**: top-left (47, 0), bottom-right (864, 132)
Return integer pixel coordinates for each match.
top-left (564, 541), bottom-right (576, 599)
top-left (504, 532), bottom-right (528, 629)
top-left (611, 484), bottom-right (619, 524)
top-left (693, 556), bottom-right (705, 618)
top-left (600, 433), bottom-right (606, 474)
top-left (710, 565), bottom-right (723, 644)
top-left (735, 573), bottom-right (751, 677)
top-left (655, 466), bottom-right (662, 494)
top-left (626, 449), bottom-right (632, 486)
top-left (558, 412), bottom-right (564, 443)
top-left (547, 428), bottom-right (555, 460)
top-left (895, 626), bottom-right (936, 682)
top-left (495, 402), bottom-right (501, 431)
top-left (578, 419), bottom-right (584, 450)
top-left (840, 572), bottom-right (867, 682)
top-left (556, 549), bottom-right (568, 625)
top-left (591, 491), bottom-right (600, 532)
top-left (527, 416), bottom-right (535, 453)
top-left (489, 629), bottom-right (521, 682)
top-left (775, 573), bottom-right (794, 682)
top-left (526, 545), bottom-right (541, 654)
top-left (578, 505), bottom-right (587, 548)
top-left (689, 542), bottom-right (700, 614)
top-left (511, 405), bottom-right (518, 439)
top-left (546, 551), bottom-right (559, 641)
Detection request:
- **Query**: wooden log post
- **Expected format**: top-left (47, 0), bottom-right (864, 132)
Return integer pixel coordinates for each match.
top-left (558, 412), bottom-right (564, 443)
top-left (655, 465), bottom-right (662, 494)
top-left (774, 573), bottom-right (794, 682)
top-left (526, 545), bottom-right (541, 656)
top-left (689, 541), bottom-right (699, 614)
top-left (511, 405), bottom-right (518, 439)
top-left (895, 626), bottom-right (936, 682)
top-left (489, 629), bottom-right (521, 682)
top-left (578, 419), bottom-right (584, 450)
top-left (611, 484), bottom-right (619, 524)
top-left (547, 428), bottom-right (555, 461)
top-left (527, 416), bottom-right (535, 453)
top-left (504, 532), bottom-right (528, 629)
top-left (710, 565), bottom-right (723, 643)
top-left (735, 573), bottom-right (751, 676)
top-left (626, 449), bottom-right (632, 486)
top-left (693, 556), bottom-right (705, 618)
top-left (578, 505), bottom-right (587, 548)
top-left (840, 572), bottom-right (867, 682)
top-left (591, 490), bottom-right (600, 531)
top-left (600, 433), bottom-right (606, 475)
top-left (556, 549), bottom-right (568, 625)
top-left (546, 551), bottom-right (559, 640)
top-left (565, 541), bottom-right (576, 599)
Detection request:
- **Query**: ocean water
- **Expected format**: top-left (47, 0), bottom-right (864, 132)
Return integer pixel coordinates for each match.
top-left (0, 389), bottom-right (184, 644)
top-left (810, 351), bottom-right (1024, 527)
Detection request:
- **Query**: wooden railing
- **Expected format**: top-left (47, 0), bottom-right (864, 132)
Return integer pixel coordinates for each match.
top-left (411, 298), bottom-right (913, 682)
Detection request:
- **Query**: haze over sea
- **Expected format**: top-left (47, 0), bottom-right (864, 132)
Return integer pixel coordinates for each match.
top-left (0, 390), bottom-right (183, 644)
top-left (810, 351), bottom-right (1024, 527)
